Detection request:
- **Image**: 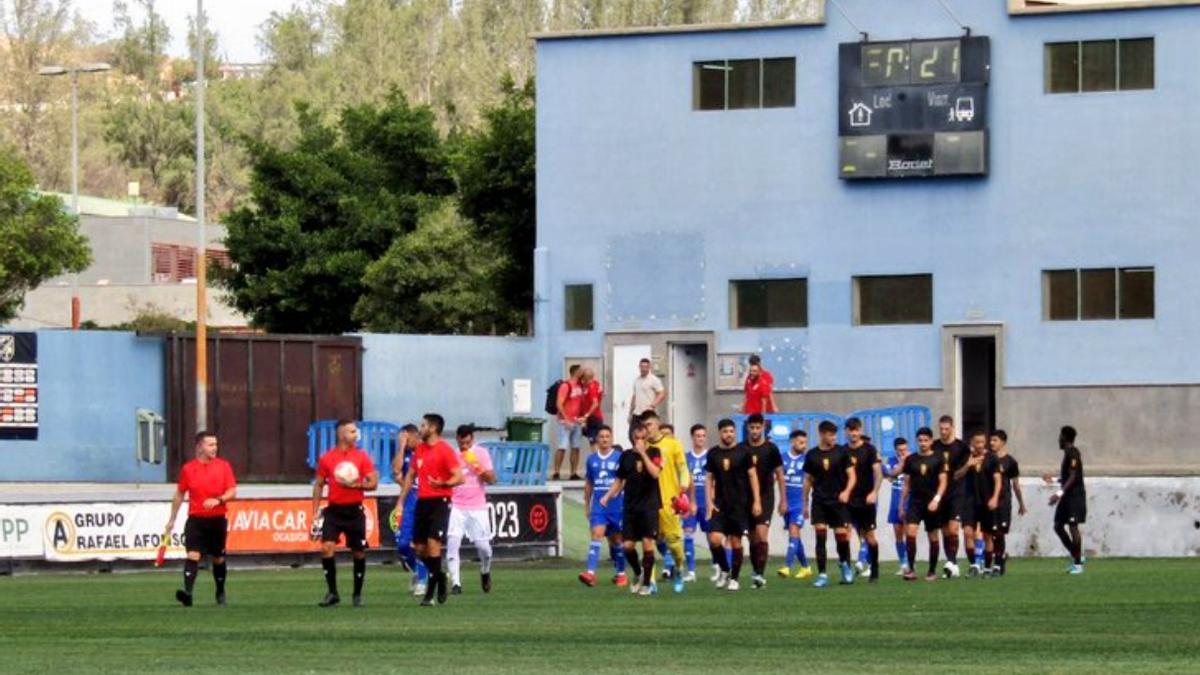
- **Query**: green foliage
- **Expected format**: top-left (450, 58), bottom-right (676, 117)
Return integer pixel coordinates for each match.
top-left (217, 90), bottom-right (454, 333)
top-left (355, 199), bottom-right (523, 334)
top-left (0, 146), bottom-right (91, 322)
top-left (453, 76), bottom-right (536, 321)
top-left (102, 93), bottom-right (195, 208)
top-left (112, 0), bottom-right (171, 82)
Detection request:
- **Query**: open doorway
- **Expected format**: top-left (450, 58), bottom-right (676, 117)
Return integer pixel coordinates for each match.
top-left (958, 336), bottom-right (996, 436)
top-left (669, 343), bottom-right (708, 432)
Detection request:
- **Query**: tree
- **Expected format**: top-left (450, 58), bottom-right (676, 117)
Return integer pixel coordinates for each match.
top-left (216, 90), bottom-right (454, 333)
top-left (453, 76), bottom-right (535, 327)
top-left (0, 146), bottom-right (91, 322)
top-left (354, 199), bottom-right (521, 334)
top-left (112, 0), bottom-right (170, 83)
top-left (102, 93), bottom-right (194, 208)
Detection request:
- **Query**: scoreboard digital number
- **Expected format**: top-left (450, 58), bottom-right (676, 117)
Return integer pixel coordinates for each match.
top-left (839, 36), bottom-right (990, 179)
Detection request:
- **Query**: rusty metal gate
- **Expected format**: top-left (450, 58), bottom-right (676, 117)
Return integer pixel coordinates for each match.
top-left (166, 334), bottom-right (363, 482)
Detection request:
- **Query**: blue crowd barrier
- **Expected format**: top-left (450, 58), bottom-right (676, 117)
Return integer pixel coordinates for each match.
top-left (733, 412), bottom-right (845, 446)
top-left (847, 405), bottom-right (932, 460)
top-left (481, 442), bottom-right (550, 487)
top-left (306, 420), bottom-right (402, 483)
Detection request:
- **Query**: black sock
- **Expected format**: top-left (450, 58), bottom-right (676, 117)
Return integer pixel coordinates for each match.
top-left (906, 537), bottom-right (917, 570)
top-left (1069, 528), bottom-right (1083, 565)
top-left (1054, 524), bottom-right (1074, 556)
top-left (641, 552), bottom-right (655, 587)
top-left (835, 534), bottom-right (850, 564)
top-left (711, 544), bottom-right (728, 572)
top-left (815, 530), bottom-right (828, 574)
top-left (945, 535), bottom-right (959, 564)
top-left (868, 543), bottom-right (879, 579)
top-left (183, 559), bottom-right (198, 594)
top-left (625, 548), bottom-right (642, 578)
top-left (928, 540), bottom-right (940, 576)
top-left (212, 561), bottom-right (226, 594)
top-left (995, 535), bottom-right (1007, 572)
top-left (321, 557), bottom-right (337, 595)
top-left (984, 547), bottom-right (994, 568)
top-left (752, 542), bottom-right (768, 575)
top-left (730, 547), bottom-right (744, 580)
top-left (353, 557), bottom-right (366, 596)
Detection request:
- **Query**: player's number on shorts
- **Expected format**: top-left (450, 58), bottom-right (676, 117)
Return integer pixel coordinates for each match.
top-left (488, 501), bottom-right (520, 539)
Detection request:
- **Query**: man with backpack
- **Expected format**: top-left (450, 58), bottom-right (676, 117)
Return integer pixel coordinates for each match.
top-left (549, 365), bottom-right (587, 480)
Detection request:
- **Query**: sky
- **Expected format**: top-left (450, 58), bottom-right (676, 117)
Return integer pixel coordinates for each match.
top-left (75, 0), bottom-right (301, 64)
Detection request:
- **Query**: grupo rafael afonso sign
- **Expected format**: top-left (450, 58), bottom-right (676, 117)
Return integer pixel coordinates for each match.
top-left (0, 332), bottom-right (38, 440)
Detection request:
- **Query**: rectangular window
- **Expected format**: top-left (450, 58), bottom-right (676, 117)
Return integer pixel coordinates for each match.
top-left (1045, 38), bottom-right (1155, 94)
top-left (730, 278), bottom-right (807, 329)
top-left (692, 57), bottom-right (795, 111)
top-left (564, 284), bottom-right (593, 331)
top-left (853, 274), bottom-right (933, 326)
top-left (1043, 268), bottom-right (1155, 320)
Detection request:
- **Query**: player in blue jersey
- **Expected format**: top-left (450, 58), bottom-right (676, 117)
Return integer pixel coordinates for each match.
top-left (777, 429), bottom-right (813, 580)
top-left (683, 424), bottom-right (714, 583)
top-left (579, 426), bottom-right (628, 587)
top-left (390, 424), bottom-right (429, 595)
top-left (885, 437), bottom-right (911, 575)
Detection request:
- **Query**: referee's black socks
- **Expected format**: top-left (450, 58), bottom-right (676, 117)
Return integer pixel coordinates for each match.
top-left (213, 561), bottom-right (227, 594)
top-left (183, 559), bottom-right (198, 594)
top-left (352, 557), bottom-right (366, 596)
top-left (322, 556), bottom-right (338, 595)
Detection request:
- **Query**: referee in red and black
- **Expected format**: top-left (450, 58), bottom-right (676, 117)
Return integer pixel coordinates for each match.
top-left (396, 413), bottom-right (463, 606)
top-left (165, 430), bottom-right (237, 607)
top-left (311, 419), bottom-right (379, 607)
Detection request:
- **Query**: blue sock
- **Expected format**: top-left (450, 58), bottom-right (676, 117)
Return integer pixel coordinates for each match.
top-left (858, 540), bottom-right (870, 564)
top-left (611, 544), bottom-right (626, 573)
top-left (416, 560), bottom-right (428, 583)
top-left (725, 546), bottom-right (733, 569)
top-left (895, 540), bottom-right (908, 566)
top-left (587, 541), bottom-right (602, 573)
top-left (397, 543), bottom-right (417, 571)
top-left (796, 539), bottom-right (809, 567)
top-left (684, 536), bottom-right (696, 573)
top-left (975, 538), bottom-right (985, 564)
top-left (786, 538), bottom-right (798, 567)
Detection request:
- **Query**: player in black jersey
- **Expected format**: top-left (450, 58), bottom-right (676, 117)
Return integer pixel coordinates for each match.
top-left (932, 415), bottom-right (969, 578)
top-left (844, 417), bottom-right (883, 582)
top-left (600, 421), bottom-right (662, 597)
top-left (957, 430), bottom-right (989, 576)
top-left (802, 420), bottom-right (857, 588)
top-left (1043, 425), bottom-right (1087, 575)
top-left (981, 429), bottom-right (1026, 577)
top-left (899, 427), bottom-right (949, 582)
top-left (705, 418), bottom-right (762, 591)
top-left (742, 413), bottom-right (785, 589)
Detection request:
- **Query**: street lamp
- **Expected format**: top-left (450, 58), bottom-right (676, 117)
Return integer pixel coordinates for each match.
top-left (38, 62), bottom-right (111, 330)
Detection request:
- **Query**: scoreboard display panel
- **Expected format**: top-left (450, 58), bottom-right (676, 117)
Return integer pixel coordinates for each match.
top-left (839, 36), bottom-right (990, 179)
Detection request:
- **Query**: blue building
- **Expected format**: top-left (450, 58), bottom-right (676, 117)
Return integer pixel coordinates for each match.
top-left (533, 0), bottom-right (1200, 473)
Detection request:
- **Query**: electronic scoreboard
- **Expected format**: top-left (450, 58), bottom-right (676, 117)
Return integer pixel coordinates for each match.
top-left (838, 35), bottom-right (990, 179)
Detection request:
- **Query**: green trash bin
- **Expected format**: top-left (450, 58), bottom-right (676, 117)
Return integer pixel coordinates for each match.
top-left (506, 416), bottom-right (545, 442)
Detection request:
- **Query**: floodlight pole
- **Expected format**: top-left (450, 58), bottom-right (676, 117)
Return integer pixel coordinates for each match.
top-left (69, 69), bottom-right (80, 329)
top-left (195, 0), bottom-right (209, 431)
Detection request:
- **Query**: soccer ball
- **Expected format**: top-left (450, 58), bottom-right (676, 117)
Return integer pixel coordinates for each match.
top-left (334, 461), bottom-right (360, 485)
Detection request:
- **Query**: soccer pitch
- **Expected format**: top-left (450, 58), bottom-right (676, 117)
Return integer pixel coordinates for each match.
top-left (2, 559), bottom-right (1197, 674)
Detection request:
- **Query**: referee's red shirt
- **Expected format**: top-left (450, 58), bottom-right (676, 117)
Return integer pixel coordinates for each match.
top-left (178, 457), bottom-right (237, 517)
top-left (317, 447), bottom-right (376, 505)
top-left (415, 440), bottom-right (460, 499)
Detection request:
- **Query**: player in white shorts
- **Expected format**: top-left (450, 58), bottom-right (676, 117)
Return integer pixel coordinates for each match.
top-left (447, 424), bottom-right (497, 594)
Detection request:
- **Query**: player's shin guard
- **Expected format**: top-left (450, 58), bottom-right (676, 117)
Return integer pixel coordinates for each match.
top-left (415, 559), bottom-right (428, 584)
top-left (183, 559), bottom-right (198, 594)
top-left (868, 543), bottom-right (880, 579)
top-left (624, 548), bottom-right (642, 578)
top-left (905, 536), bottom-right (918, 570)
top-left (668, 539), bottom-right (685, 577)
top-left (641, 552), bottom-right (655, 588)
top-left (477, 539), bottom-right (493, 575)
top-left (834, 533), bottom-right (851, 565)
top-left (397, 542), bottom-right (417, 571)
top-left (587, 541), bottom-right (602, 573)
top-left (684, 536), bottom-right (696, 573)
top-left (711, 543), bottom-right (729, 572)
top-left (322, 557), bottom-right (337, 595)
top-left (815, 530), bottom-right (829, 574)
top-left (213, 561), bottom-right (227, 594)
top-left (975, 537), bottom-right (985, 564)
top-left (796, 538), bottom-right (809, 567)
top-left (353, 557), bottom-right (366, 596)
top-left (858, 540), bottom-right (870, 565)
top-left (656, 540), bottom-right (673, 573)
top-left (730, 547), bottom-right (744, 580)
top-left (786, 537), bottom-right (799, 568)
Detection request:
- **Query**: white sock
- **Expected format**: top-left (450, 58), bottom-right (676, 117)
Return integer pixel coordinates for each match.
top-left (477, 539), bottom-right (493, 574)
top-left (447, 534), bottom-right (463, 586)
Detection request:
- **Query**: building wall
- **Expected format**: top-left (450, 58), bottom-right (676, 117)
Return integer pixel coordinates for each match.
top-left (0, 331), bottom-right (166, 482)
top-left (535, 2), bottom-right (1200, 472)
top-left (361, 334), bottom-right (544, 432)
top-left (11, 285), bottom-right (247, 330)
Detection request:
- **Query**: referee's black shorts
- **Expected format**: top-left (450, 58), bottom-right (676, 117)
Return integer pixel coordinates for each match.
top-left (184, 515), bottom-right (228, 557)
top-left (321, 503), bottom-right (368, 551)
top-left (414, 497), bottom-right (451, 544)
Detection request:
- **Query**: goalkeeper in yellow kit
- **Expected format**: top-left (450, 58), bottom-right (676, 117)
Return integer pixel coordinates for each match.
top-left (640, 411), bottom-right (693, 593)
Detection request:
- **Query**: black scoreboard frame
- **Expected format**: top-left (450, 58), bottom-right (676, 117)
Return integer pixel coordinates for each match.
top-left (838, 35), bottom-right (991, 180)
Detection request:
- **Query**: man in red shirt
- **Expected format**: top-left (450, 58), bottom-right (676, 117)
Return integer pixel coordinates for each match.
top-left (553, 365), bottom-right (587, 481)
top-left (165, 430), bottom-right (237, 607)
top-left (397, 413), bottom-right (464, 606)
top-left (310, 419), bottom-right (379, 607)
top-left (580, 366), bottom-right (604, 447)
top-left (743, 355), bottom-right (777, 415)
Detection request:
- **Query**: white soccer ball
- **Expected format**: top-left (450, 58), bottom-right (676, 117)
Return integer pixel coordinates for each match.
top-left (334, 461), bottom-right (360, 484)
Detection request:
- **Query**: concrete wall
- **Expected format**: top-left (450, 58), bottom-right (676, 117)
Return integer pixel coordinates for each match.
top-left (360, 334), bottom-right (544, 432)
top-left (63, 215), bottom-right (227, 286)
top-left (11, 284), bottom-right (247, 330)
top-left (0, 331), bottom-right (166, 482)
